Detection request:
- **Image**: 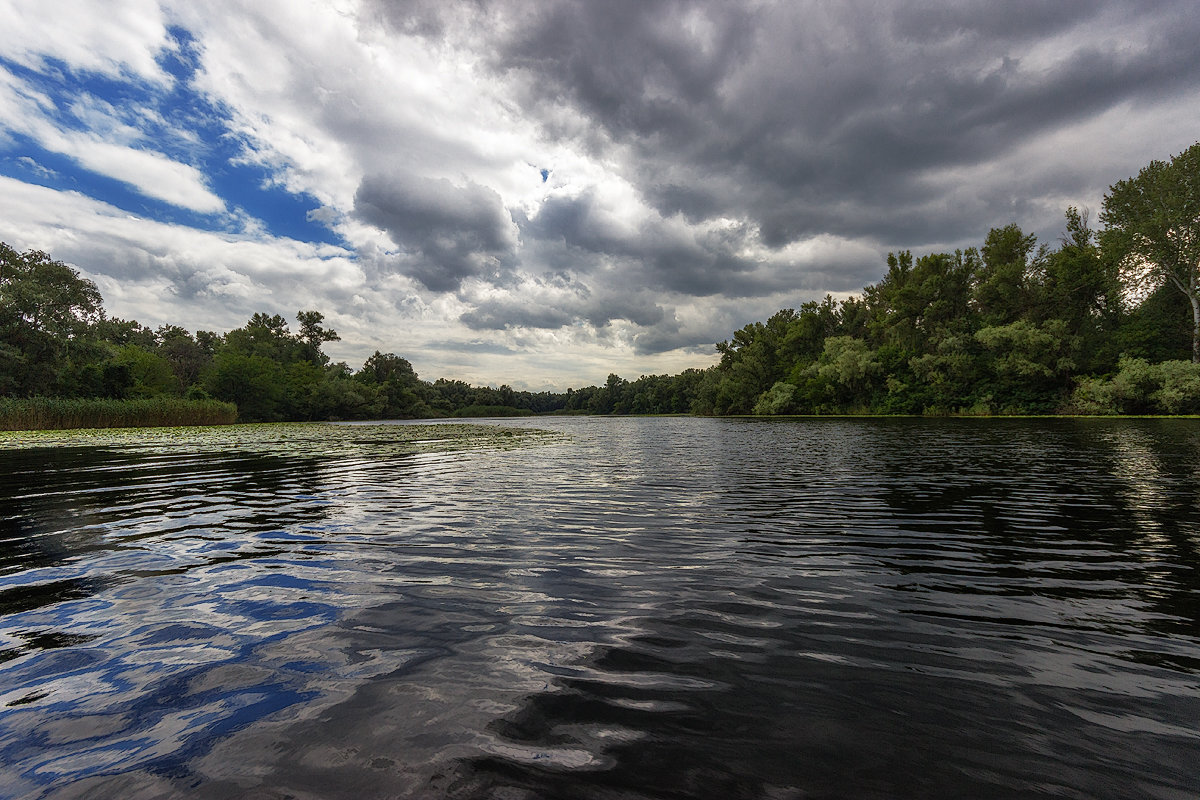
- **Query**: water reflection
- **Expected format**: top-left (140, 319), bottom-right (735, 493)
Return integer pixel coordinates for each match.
top-left (1, 418), bottom-right (1199, 799)
top-left (0, 435), bottom-right (469, 798)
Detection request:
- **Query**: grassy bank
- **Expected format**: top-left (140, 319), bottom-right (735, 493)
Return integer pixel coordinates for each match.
top-left (0, 397), bottom-right (239, 431)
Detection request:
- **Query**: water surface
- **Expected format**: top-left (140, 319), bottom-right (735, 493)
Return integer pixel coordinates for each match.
top-left (1, 417), bottom-right (1198, 799)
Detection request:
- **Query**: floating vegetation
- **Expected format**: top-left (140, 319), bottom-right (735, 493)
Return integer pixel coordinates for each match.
top-left (0, 420), bottom-right (564, 458)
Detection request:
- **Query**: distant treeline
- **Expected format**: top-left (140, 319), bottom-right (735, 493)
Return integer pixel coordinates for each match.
top-left (0, 240), bottom-right (566, 425)
top-left (2, 143), bottom-right (1197, 425)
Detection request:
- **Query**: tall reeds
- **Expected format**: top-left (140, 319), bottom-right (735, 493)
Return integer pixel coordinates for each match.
top-left (0, 397), bottom-right (239, 431)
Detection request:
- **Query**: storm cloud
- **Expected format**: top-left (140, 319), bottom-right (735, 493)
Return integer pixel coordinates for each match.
top-left (1, 0), bottom-right (1198, 387)
top-left (353, 171), bottom-right (518, 292)
top-left (494, 0), bottom-right (1200, 247)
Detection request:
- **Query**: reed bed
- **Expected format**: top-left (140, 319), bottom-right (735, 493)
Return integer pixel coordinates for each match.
top-left (0, 397), bottom-right (239, 431)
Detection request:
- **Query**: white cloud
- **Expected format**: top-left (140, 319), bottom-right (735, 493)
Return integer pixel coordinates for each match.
top-left (2, 0), bottom-right (1198, 389)
top-left (0, 65), bottom-right (224, 213)
top-left (0, 176), bottom-right (357, 336)
top-left (0, 0), bottom-right (171, 83)
top-left (56, 135), bottom-right (225, 213)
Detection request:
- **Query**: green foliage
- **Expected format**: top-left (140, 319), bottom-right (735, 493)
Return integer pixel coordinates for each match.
top-left (0, 243), bottom-right (104, 396)
top-left (0, 396), bottom-right (237, 430)
top-left (814, 336), bottom-right (880, 390)
top-left (1151, 360), bottom-right (1200, 414)
top-left (753, 382), bottom-right (798, 415)
top-left (306, 369), bottom-right (383, 420)
top-left (295, 310), bottom-right (340, 365)
top-left (975, 224), bottom-right (1043, 326)
top-left (156, 325), bottom-right (214, 391)
top-left (1067, 357), bottom-right (1200, 415)
top-left (974, 320), bottom-right (1077, 412)
top-left (6, 136), bottom-right (1200, 430)
top-left (1116, 283), bottom-right (1192, 362)
top-left (908, 335), bottom-right (980, 413)
top-left (1065, 375), bottom-right (1118, 415)
top-left (203, 351), bottom-right (286, 421)
top-left (1101, 141), bottom-right (1200, 361)
top-left (113, 344), bottom-right (178, 397)
top-left (95, 317), bottom-right (157, 349)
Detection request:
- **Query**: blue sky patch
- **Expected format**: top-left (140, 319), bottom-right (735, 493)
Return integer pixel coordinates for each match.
top-left (0, 31), bottom-right (341, 247)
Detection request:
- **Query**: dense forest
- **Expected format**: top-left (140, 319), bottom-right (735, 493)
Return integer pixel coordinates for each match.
top-left (2, 142), bottom-right (1198, 424)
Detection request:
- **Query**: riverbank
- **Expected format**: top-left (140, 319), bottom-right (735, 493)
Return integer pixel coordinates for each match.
top-left (0, 397), bottom-right (238, 431)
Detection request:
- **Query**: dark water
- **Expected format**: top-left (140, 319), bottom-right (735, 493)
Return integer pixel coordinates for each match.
top-left (1, 417), bottom-right (1199, 799)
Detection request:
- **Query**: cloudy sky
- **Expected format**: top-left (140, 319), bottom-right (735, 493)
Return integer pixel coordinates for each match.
top-left (1, 1), bottom-right (1197, 389)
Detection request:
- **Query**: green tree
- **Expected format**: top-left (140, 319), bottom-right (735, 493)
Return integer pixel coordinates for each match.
top-left (356, 352), bottom-right (431, 418)
top-left (296, 310), bottom-right (340, 365)
top-left (203, 351), bottom-right (286, 421)
top-left (1037, 208), bottom-right (1121, 372)
top-left (224, 313), bottom-right (298, 363)
top-left (1116, 283), bottom-right (1192, 362)
top-left (975, 320), bottom-right (1077, 412)
top-left (112, 344), bottom-right (178, 397)
top-left (975, 224), bottom-right (1043, 326)
top-left (156, 325), bottom-right (213, 391)
top-left (780, 296), bottom-right (841, 371)
top-left (710, 309), bottom-right (798, 414)
top-left (795, 336), bottom-right (881, 411)
top-left (864, 250), bottom-right (977, 353)
top-left (0, 243), bottom-right (104, 396)
top-left (753, 381), bottom-right (799, 415)
top-left (1101, 141), bottom-right (1200, 361)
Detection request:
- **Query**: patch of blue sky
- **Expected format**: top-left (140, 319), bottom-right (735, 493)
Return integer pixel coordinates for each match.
top-left (0, 26), bottom-right (342, 247)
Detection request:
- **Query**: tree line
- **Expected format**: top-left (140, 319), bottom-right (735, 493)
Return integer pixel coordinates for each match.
top-left (566, 142), bottom-right (1200, 416)
top-left (2, 142), bottom-right (1197, 422)
top-left (0, 244), bottom-right (565, 422)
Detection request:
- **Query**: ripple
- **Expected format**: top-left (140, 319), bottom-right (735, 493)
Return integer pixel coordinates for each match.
top-left (0, 418), bottom-right (1199, 799)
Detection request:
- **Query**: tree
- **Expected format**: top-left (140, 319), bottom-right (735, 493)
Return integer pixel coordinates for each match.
top-left (224, 313), bottom-right (297, 363)
top-left (1101, 141), bottom-right (1200, 361)
top-left (112, 344), bottom-right (178, 397)
top-left (1037, 208), bottom-right (1121, 372)
top-left (0, 243), bottom-right (104, 395)
top-left (296, 310), bottom-right (340, 364)
top-left (202, 351), bottom-right (285, 421)
top-left (974, 224), bottom-right (1043, 326)
top-left (356, 352), bottom-right (430, 418)
top-left (156, 325), bottom-right (213, 391)
top-left (864, 250), bottom-right (977, 353)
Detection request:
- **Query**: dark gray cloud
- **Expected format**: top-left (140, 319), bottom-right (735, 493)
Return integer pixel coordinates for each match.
top-left (355, 0), bottom-right (1199, 358)
top-left (496, 0), bottom-right (1200, 247)
top-left (461, 301), bottom-right (574, 331)
top-left (460, 280), bottom-right (666, 333)
top-left (525, 190), bottom-right (762, 296)
top-left (353, 170), bottom-right (518, 291)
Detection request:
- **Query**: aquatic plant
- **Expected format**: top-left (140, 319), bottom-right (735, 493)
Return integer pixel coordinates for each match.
top-left (0, 396), bottom-right (238, 431)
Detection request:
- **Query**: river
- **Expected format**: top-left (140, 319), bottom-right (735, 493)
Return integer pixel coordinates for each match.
top-left (1, 417), bottom-right (1198, 799)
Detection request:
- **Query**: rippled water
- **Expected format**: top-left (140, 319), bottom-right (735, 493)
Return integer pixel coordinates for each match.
top-left (1, 417), bottom-right (1199, 799)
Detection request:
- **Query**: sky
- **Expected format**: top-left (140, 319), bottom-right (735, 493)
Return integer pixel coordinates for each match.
top-left (1, 1), bottom-right (1197, 390)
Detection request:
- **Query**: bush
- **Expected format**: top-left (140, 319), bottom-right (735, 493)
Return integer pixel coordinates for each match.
top-left (1066, 376), bottom-right (1118, 414)
top-left (1151, 360), bottom-right (1200, 414)
top-left (1066, 357), bottom-right (1200, 414)
top-left (753, 382), bottom-right (799, 415)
